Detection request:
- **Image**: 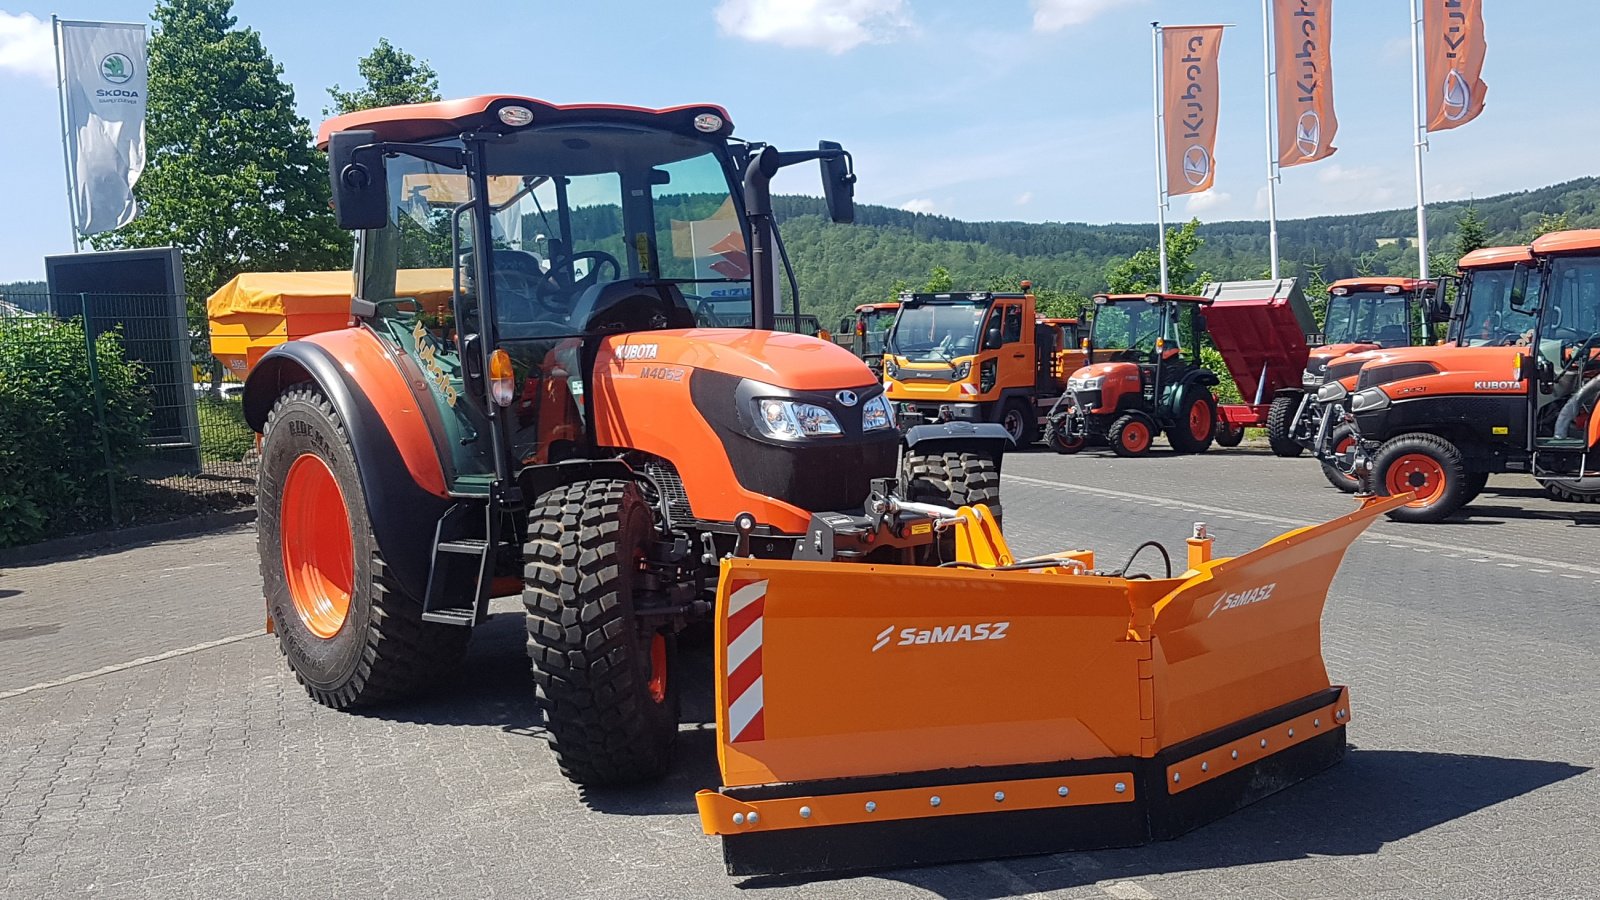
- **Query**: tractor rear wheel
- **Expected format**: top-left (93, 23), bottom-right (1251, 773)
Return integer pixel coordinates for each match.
top-left (258, 386), bottom-right (468, 709)
top-left (1543, 478), bottom-right (1600, 504)
top-left (523, 478), bottom-right (679, 786)
top-left (1369, 433), bottom-right (1471, 523)
top-left (1108, 413), bottom-right (1155, 458)
top-left (1166, 387), bottom-right (1217, 454)
top-left (1320, 425), bottom-right (1361, 493)
top-left (1000, 399), bottom-right (1039, 446)
top-left (1265, 394), bottom-right (1305, 457)
top-left (903, 450), bottom-right (1002, 562)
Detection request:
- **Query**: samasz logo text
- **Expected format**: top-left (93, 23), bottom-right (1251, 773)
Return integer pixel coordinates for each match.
top-left (872, 622), bottom-right (1009, 652)
top-left (1207, 583), bottom-right (1277, 618)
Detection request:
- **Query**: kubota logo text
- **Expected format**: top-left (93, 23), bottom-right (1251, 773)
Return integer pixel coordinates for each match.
top-left (1207, 583), bottom-right (1277, 618)
top-left (873, 622), bottom-right (1009, 651)
top-left (615, 343), bottom-right (659, 360)
top-left (1473, 381), bottom-right (1518, 390)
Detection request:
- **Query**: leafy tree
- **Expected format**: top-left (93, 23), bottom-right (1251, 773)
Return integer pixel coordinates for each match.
top-left (91, 0), bottom-right (348, 303)
top-left (922, 265), bottom-right (954, 292)
top-left (1531, 211), bottom-right (1570, 239)
top-left (1104, 219), bottom-right (1210, 295)
top-left (326, 38), bottom-right (441, 116)
top-left (1453, 206), bottom-right (1489, 259)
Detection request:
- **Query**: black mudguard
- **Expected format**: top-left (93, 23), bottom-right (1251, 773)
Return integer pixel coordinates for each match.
top-left (244, 341), bottom-right (451, 602)
top-left (903, 421), bottom-right (1013, 471)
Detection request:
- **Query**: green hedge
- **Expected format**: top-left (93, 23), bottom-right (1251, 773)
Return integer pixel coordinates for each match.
top-left (0, 316), bottom-right (150, 547)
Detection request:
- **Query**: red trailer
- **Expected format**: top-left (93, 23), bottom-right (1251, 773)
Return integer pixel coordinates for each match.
top-left (1200, 279), bottom-right (1318, 446)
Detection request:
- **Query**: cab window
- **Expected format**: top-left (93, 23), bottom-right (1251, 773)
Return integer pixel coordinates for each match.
top-left (1001, 305), bottom-right (1023, 343)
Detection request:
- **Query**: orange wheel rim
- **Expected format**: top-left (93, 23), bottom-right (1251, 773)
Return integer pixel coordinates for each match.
top-left (1123, 422), bottom-right (1149, 452)
top-left (647, 633), bottom-right (668, 704)
top-left (1336, 436), bottom-right (1355, 455)
top-left (281, 453), bottom-right (354, 639)
top-left (1385, 453), bottom-right (1446, 507)
top-left (1189, 400), bottom-right (1210, 439)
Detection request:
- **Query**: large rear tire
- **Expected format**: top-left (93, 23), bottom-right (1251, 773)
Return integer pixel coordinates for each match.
top-left (1543, 478), bottom-right (1600, 504)
top-left (523, 479), bottom-right (679, 786)
top-left (258, 386), bottom-right (469, 709)
top-left (1368, 433), bottom-right (1471, 523)
top-left (903, 450), bottom-right (1002, 563)
top-left (1320, 425), bottom-right (1361, 493)
top-left (1166, 387), bottom-right (1217, 454)
top-left (1265, 394), bottom-right (1304, 458)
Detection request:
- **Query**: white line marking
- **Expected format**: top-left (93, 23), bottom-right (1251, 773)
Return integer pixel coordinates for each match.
top-left (726, 619), bottom-right (763, 674)
top-left (1004, 474), bottom-right (1600, 577)
top-left (1102, 881), bottom-right (1158, 900)
top-left (727, 580), bottom-right (767, 616)
top-left (727, 675), bottom-right (764, 738)
top-left (0, 631), bottom-right (264, 701)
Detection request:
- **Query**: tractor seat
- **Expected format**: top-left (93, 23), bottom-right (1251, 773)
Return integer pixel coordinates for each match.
top-left (570, 280), bottom-right (694, 334)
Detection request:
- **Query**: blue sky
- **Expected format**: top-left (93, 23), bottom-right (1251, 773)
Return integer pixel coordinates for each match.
top-left (0, 0), bottom-right (1593, 281)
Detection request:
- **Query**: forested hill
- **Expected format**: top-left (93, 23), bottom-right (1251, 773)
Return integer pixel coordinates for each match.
top-left (774, 176), bottom-right (1600, 323)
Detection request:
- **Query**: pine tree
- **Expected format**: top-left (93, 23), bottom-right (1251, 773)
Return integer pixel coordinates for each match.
top-left (327, 39), bottom-right (441, 116)
top-left (91, 0), bottom-right (348, 302)
top-left (1453, 206), bottom-right (1489, 259)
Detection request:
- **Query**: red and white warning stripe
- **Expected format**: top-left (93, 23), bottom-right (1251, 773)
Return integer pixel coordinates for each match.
top-left (725, 579), bottom-right (767, 743)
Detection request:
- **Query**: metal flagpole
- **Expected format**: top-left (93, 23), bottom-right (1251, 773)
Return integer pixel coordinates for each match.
top-left (1409, 0), bottom-right (1430, 279)
top-left (1261, 0), bottom-right (1280, 280)
top-left (52, 15), bottom-right (81, 252)
top-left (1151, 21), bottom-right (1169, 293)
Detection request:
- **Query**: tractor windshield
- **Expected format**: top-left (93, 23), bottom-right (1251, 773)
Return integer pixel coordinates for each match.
top-left (1091, 300), bottom-right (1180, 359)
top-left (857, 307), bottom-right (897, 356)
top-left (1457, 269), bottom-right (1537, 347)
top-left (1322, 291), bottom-right (1413, 347)
top-left (889, 300), bottom-right (989, 362)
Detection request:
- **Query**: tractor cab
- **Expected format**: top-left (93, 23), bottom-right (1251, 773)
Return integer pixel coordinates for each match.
top-left (1450, 246), bottom-right (1538, 348)
top-left (839, 302), bottom-right (899, 372)
top-left (1082, 292), bottom-right (1208, 381)
top-left (1318, 278), bottom-right (1444, 355)
top-left (1523, 231), bottom-right (1600, 455)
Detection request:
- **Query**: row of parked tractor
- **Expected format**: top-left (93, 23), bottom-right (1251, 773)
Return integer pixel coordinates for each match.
top-left (833, 233), bottom-right (1600, 523)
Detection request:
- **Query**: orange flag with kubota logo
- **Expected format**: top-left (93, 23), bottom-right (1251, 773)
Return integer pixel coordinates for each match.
top-left (1424, 0), bottom-right (1487, 131)
top-left (1275, 0), bottom-right (1337, 167)
top-left (1163, 25), bottom-right (1225, 196)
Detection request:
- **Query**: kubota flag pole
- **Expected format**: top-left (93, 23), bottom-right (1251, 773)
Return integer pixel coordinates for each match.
top-left (1409, 0), bottom-right (1430, 280)
top-left (1260, 0), bottom-right (1280, 281)
top-left (1150, 21), bottom-right (1170, 293)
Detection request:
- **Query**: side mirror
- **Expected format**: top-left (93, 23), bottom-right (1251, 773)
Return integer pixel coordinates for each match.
top-left (984, 325), bottom-right (1003, 350)
top-left (1515, 352), bottom-right (1535, 383)
top-left (327, 130), bottom-right (390, 230)
top-left (1509, 262), bottom-right (1538, 315)
top-left (819, 140), bottom-right (855, 225)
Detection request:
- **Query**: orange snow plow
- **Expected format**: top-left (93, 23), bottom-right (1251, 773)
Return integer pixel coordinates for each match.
top-left (696, 494), bottom-right (1406, 875)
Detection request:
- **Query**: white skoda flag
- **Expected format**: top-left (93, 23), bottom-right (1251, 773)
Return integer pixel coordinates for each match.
top-left (56, 20), bottom-right (147, 235)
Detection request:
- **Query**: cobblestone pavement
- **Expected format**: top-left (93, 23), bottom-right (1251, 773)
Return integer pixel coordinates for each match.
top-left (1, 447), bottom-right (1596, 899)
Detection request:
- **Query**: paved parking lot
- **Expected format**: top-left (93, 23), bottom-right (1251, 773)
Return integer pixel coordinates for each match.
top-left (3, 445), bottom-right (1598, 899)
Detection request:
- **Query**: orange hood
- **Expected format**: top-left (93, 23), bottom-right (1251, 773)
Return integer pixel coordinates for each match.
top-left (598, 328), bottom-right (876, 391)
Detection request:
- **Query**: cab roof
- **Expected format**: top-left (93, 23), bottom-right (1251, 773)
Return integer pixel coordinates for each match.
top-left (1458, 245), bottom-right (1533, 269)
top-left (1531, 229), bottom-right (1600, 257)
top-left (1327, 277), bottom-right (1433, 293)
top-left (854, 302), bottom-right (900, 312)
top-left (316, 95), bottom-right (734, 149)
top-left (1092, 292), bottom-right (1212, 306)
top-left (1040, 317), bottom-right (1081, 325)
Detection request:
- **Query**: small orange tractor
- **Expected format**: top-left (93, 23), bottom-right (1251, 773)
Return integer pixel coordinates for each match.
top-left (237, 94), bottom-right (1399, 876)
top-left (882, 285), bottom-right (1085, 444)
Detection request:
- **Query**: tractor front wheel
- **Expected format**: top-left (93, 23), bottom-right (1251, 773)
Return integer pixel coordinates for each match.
top-left (523, 479), bottom-right (679, 786)
top-left (1265, 394), bottom-right (1305, 457)
top-left (903, 450), bottom-right (1002, 562)
top-left (258, 386), bottom-right (468, 709)
top-left (1368, 433), bottom-right (1471, 523)
top-left (1108, 413), bottom-right (1155, 458)
top-left (1320, 425), bottom-right (1362, 493)
top-left (1045, 415), bottom-right (1085, 454)
top-left (1167, 388), bottom-right (1217, 454)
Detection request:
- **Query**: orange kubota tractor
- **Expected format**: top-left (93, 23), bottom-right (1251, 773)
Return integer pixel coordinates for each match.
top-left (245, 94), bottom-right (1403, 877)
top-left (1349, 229), bottom-right (1600, 521)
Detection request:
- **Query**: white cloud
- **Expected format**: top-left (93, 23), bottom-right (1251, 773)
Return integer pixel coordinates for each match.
top-left (0, 12), bottom-right (54, 81)
top-left (1032, 0), bottom-right (1145, 33)
top-left (715, 0), bottom-right (911, 54)
top-left (1016, 191), bottom-right (1033, 206)
top-left (900, 198), bottom-right (937, 214)
top-left (1183, 191), bottom-right (1231, 214)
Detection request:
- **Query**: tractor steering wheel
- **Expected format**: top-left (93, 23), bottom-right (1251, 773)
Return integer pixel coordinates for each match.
top-left (535, 250), bottom-right (623, 312)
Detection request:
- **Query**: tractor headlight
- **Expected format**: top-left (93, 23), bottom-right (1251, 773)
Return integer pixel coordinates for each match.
top-left (1349, 387), bottom-right (1390, 413)
top-left (861, 394), bottom-right (895, 432)
top-left (754, 398), bottom-right (842, 439)
top-left (1067, 375), bottom-right (1105, 391)
top-left (1302, 369), bottom-right (1326, 388)
top-left (1316, 381), bottom-right (1348, 403)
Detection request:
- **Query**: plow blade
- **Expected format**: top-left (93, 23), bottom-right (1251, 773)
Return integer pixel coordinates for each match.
top-left (696, 496), bottom-right (1404, 876)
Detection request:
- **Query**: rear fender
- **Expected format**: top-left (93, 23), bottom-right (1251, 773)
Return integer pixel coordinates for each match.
top-left (244, 332), bottom-right (451, 600)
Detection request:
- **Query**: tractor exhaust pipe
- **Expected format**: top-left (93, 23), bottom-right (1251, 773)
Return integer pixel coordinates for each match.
top-left (742, 147), bottom-right (781, 333)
